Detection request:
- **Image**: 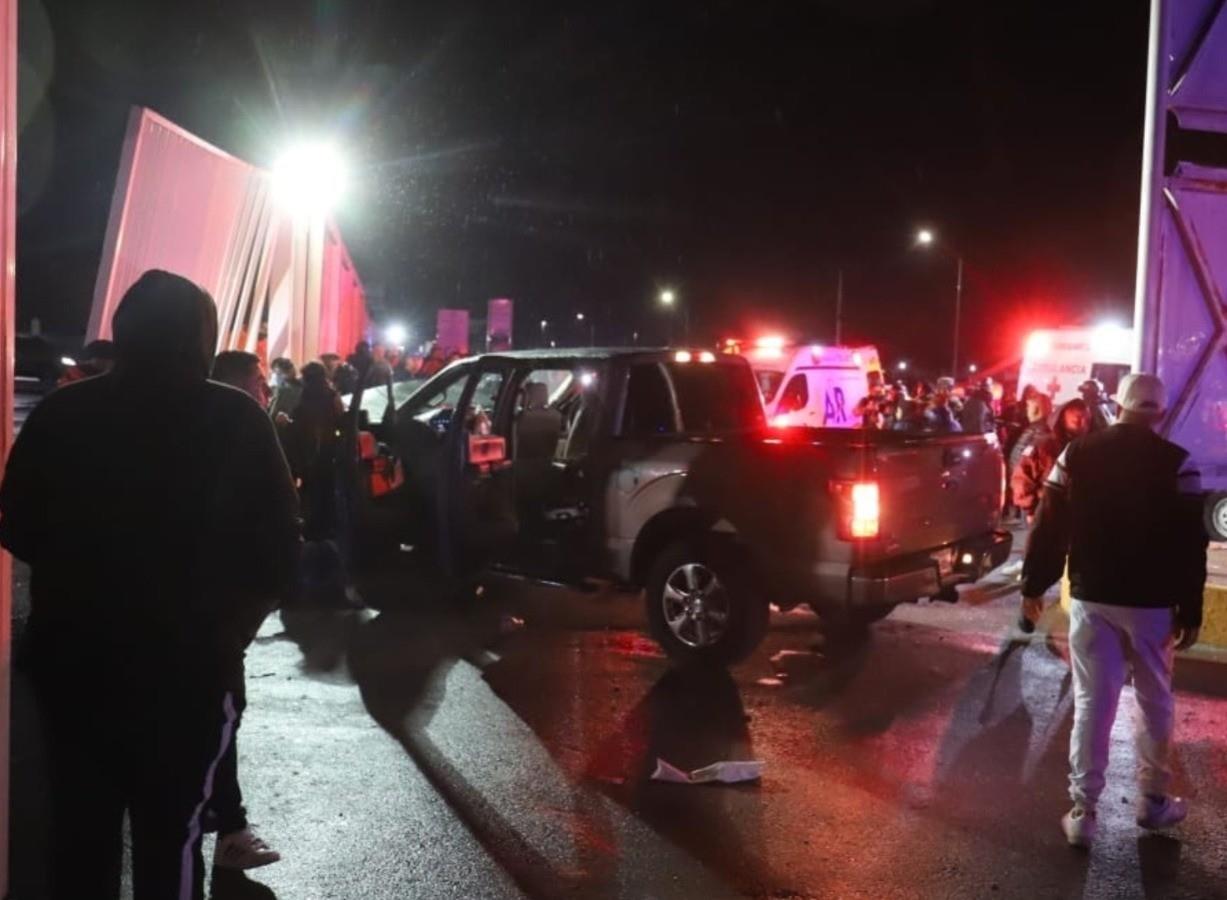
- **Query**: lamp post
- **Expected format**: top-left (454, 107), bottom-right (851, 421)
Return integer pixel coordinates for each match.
top-left (272, 140), bottom-right (347, 362)
top-left (576, 311), bottom-right (595, 346)
top-left (659, 287), bottom-right (688, 344)
top-left (540, 319), bottom-right (548, 348)
top-left (915, 228), bottom-right (964, 377)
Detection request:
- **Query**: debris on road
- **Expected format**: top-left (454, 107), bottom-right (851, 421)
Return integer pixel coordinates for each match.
top-left (651, 758), bottom-right (765, 785)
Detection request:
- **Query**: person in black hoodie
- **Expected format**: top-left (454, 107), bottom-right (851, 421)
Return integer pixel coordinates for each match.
top-left (0, 270), bottom-right (300, 899)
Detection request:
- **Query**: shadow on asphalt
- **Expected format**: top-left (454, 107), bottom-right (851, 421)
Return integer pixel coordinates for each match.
top-left (286, 593), bottom-right (596, 900)
top-left (210, 868), bottom-right (279, 899)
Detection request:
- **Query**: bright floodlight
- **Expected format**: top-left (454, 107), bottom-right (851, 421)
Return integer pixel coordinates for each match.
top-left (576, 312), bottom-right (585, 321)
top-left (540, 319), bottom-right (548, 329)
top-left (1091, 322), bottom-right (1131, 360)
top-left (916, 228), bottom-right (935, 247)
top-left (660, 289), bottom-right (676, 306)
top-left (272, 140), bottom-right (347, 214)
top-left (968, 363), bottom-right (978, 374)
top-left (897, 360), bottom-right (909, 372)
top-left (384, 323), bottom-right (408, 347)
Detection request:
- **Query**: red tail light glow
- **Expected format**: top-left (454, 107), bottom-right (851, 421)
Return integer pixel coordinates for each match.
top-left (832, 480), bottom-right (880, 540)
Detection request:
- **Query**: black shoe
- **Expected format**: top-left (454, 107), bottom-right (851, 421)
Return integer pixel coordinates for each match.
top-left (1016, 614), bottom-right (1036, 634)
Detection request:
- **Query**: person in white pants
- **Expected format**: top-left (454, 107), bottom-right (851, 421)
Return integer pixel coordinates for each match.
top-left (1021, 373), bottom-right (1206, 849)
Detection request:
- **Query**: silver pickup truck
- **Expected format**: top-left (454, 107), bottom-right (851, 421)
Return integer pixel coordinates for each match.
top-left (352, 349), bottom-right (1011, 666)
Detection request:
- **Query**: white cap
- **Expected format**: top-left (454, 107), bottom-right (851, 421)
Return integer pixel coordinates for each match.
top-left (1117, 373), bottom-right (1167, 414)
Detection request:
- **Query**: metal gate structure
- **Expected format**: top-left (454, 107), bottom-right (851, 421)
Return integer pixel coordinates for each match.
top-left (1135, 0), bottom-right (1227, 494)
top-left (88, 107), bottom-right (369, 365)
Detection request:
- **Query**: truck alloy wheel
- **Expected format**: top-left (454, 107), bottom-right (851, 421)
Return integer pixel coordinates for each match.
top-left (645, 540), bottom-right (769, 666)
top-left (661, 563), bottom-right (730, 648)
top-left (1208, 492), bottom-right (1227, 543)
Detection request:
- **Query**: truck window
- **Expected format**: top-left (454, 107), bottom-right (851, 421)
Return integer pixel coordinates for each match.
top-left (622, 363), bottom-right (677, 436)
top-left (757, 370), bottom-right (785, 404)
top-left (402, 363), bottom-right (471, 424)
top-left (467, 370), bottom-right (507, 434)
top-left (668, 363), bottom-right (766, 432)
top-left (776, 373), bottom-right (808, 415)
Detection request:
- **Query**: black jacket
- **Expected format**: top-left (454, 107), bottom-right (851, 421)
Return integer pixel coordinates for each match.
top-left (1022, 423), bottom-right (1207, 628)
top-left (1, 270), bottom-right (300, 692)
top-left (0, 375), bottom-right (301, 691)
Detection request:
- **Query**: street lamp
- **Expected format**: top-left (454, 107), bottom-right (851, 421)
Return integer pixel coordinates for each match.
top-left (540, 319), bottom-right (549, 348)
top-left (658, 287), bottom-right (689, 344)
top-left (896, 360), bottom-right (909, 373)
top-left (576, 312), bottom-right (595, 346)
top-left (272, 140), bottom-right (347, 361)
top-left (914, 228), bottom-right (965, 376)
top-left (968, 363), bottom-right (978, 375)
top-left (272, 140), bottom-right (347, 215)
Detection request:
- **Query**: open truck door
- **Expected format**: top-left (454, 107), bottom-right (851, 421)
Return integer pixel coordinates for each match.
top-left (347, 360), bottom-right (519, 605)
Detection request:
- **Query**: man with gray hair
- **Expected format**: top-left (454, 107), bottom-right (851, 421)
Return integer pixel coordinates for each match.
top-left (1021, 373), bottom-right (1207, 848)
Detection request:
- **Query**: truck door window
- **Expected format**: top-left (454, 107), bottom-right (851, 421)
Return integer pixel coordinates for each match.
top-left (776, 373), bottom-right (808, 415)
top-left (669, 363), bottom-right (767, 432)
top-left (467, 370), bottom-right (507, 435)
top-left (622, 364), bottom-right (677, 436)
top-left (400, 363), bottom-right (472, 432)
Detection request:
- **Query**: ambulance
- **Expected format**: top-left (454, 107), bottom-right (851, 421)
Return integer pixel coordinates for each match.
top-left (724, 337), bottom-right (881, 429)
top-left (1017, 325), bottom-right (1133, 403)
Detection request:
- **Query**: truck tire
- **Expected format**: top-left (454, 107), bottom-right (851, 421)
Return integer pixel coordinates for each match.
top-left (645, 540), bottom-right (769, 667)
top-left (1206, 492), bottom-right (1227, 542)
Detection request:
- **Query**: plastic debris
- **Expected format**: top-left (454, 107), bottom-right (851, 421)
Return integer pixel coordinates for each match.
top-left (651, 758), bottom-right (764, 785)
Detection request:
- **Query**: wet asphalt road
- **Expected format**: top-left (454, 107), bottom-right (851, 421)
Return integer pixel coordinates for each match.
top-left (11, 553), bottom-right (1227, 899)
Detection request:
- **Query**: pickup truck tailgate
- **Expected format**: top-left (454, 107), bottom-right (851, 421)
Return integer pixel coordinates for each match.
top-left (867, 434), bottom-right (1003, 558)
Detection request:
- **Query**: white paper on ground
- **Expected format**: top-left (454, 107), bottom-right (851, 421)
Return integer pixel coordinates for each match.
top-left (651, 758), bottom-right (765, 785)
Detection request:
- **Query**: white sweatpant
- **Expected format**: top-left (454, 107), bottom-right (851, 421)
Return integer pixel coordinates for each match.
top-left (1068, 599), bottom-right (1176, 812)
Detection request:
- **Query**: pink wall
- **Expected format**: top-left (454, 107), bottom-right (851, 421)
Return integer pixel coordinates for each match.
top-left (89, 107), bottom-right (370, 366)
top-left (89, 109), bottom-right (256, 341)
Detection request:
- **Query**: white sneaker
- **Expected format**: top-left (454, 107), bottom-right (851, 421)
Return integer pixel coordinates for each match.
top-left (1137, 795), bottom-right (1188, 831)
top-left (213, 827), bottom-right (282, 870)
top-left (1062, 806), bottom-right (1097, 848)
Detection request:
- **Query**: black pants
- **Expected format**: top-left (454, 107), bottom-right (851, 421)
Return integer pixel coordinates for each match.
top-left (208, 717), bottom-right (249, 836)
top-left (36, 675), bottom-right (239, 900)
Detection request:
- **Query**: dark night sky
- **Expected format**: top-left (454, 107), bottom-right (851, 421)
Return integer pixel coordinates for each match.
top-left (16, 0), bottom-right (1154, 372)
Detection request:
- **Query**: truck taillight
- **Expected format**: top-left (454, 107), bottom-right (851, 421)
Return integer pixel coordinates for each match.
top-left (832, 480), bottom-right (880, 540)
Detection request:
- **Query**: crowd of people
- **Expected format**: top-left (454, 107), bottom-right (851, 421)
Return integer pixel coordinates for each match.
top-left (855, 376), bottom-right (1001, 435)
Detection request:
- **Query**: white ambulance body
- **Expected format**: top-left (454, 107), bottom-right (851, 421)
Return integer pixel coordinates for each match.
top-left (762, 344), bottom-right (876, 429)
top-left (1018, 325), bottom-right (1133, 404)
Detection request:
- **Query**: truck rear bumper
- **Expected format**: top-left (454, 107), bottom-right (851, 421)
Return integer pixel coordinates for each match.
top-left (847, 530), bottom-right (1013, 608)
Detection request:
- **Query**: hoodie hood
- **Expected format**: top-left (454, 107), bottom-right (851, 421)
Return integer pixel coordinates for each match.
top-left (1052, 398), bottom-right (1089, 445)
top-left (111, 270), bottom-right (218, 387)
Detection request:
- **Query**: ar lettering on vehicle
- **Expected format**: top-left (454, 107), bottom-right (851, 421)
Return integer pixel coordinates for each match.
top-left (824, 386), bottom-right (848, 425)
